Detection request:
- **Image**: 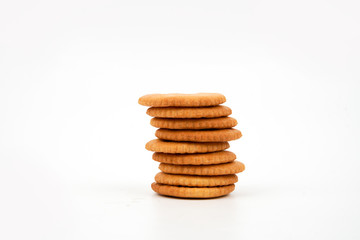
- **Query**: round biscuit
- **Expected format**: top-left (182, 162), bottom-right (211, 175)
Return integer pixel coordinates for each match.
top-left (150, 117), bottom-right (238, 129)
top-left (151, 182), bottom-right (235, 198)
top-left (138, 93), bottom-right (226, 107)
top-left (155, 128), bottom-right (242, 142)
top-left (145, 139), bottom-right (229, 153)
top-left (155, 172), bottom-right (238, 186)
top-left (159, 161), bottom-right (245, 175)
top-left (152, 151), bottom-right (236, 165)
top-left (146, 106), bottom-right (231, 119)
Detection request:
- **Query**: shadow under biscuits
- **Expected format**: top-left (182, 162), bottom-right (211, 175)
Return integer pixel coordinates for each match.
top-left (152, 192), bottom-right (232, 200)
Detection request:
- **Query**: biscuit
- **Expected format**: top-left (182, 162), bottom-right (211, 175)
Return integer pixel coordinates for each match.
top-left (159, 161), bottom-right (245, 175)
top-left (138, 93), bottom-right (226, 107)
top-left (150, 117), bottom-right (237, 129)
top-left (145, 139), bottom-right (229, 153)
top-left (151, 182), bottom-right (235, 198)
top-left (146, 106), bottom-right (231, 119)
top-left (155, 128), bottom-right (242, 142)
top-left (155, 172), bottom-right (238, 186)
top-left (152, 151), bottom-right (236, 165)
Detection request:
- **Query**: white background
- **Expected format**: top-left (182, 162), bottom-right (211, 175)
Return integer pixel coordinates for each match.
top-left (1, 0), bottom-right (360, 239)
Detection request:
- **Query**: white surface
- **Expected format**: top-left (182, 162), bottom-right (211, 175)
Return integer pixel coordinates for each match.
top-left (1, 0), bottom-right (360, 239)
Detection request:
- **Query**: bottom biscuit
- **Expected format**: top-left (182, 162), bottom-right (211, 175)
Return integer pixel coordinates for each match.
top-left (151, 182), bottom-right (235, 199)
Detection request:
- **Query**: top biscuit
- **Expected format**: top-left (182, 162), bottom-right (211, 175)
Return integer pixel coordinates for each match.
top-left (138, 93), bottom-right (226, 107)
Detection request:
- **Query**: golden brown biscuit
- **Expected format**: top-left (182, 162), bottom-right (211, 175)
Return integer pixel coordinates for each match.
top-left (155, 128), bottom-right (242, 142)
top-left (146, 106), bottom-right (231, 119)
top-left (152, 151), bottom-right (236, 165)
top-left (151, 182), bottom-right (235, 198)
top-left (159, 161), bottom-right (245, 175)
top-left (150, 117), bottom-right (238, 129)
top-left (145, 139), bottom-right (229, 153)
top-left (155, 172), bottom-right (238, 186)
top-left (138, 93), bottom-right (226, 107)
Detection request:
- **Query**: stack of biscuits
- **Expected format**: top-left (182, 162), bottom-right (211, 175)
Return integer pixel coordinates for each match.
top-left (138, 93), bottom-right (245, 198)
